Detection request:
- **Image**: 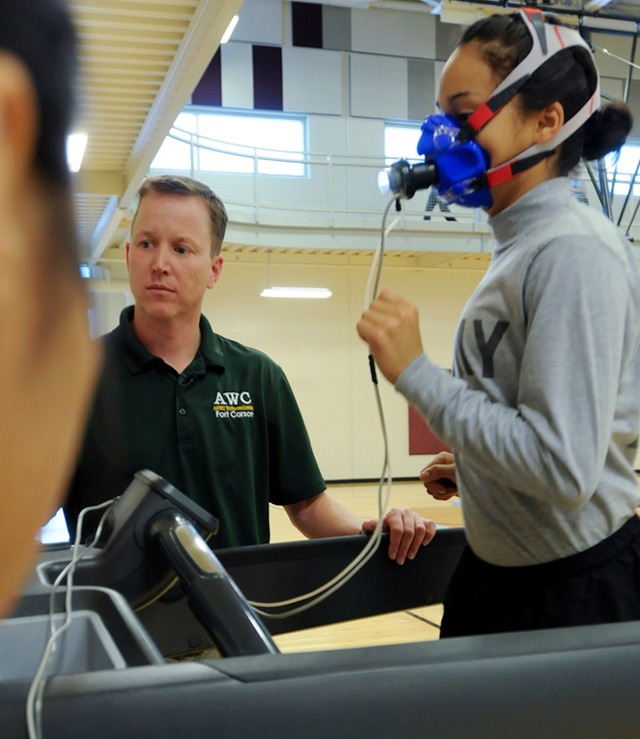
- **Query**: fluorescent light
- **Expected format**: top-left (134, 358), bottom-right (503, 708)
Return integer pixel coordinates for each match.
top-left (221, 15), bottom-right (239, 44)
top-left (260, 286), bottom-right (332, 299)
top-left (66, 132), bottom-right (88, 172)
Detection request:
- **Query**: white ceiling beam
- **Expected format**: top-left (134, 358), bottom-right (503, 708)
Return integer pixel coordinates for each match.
top-left (90, 0), bottom-right (244, 258)
top-left (75, 170), bottom-right (125, 195)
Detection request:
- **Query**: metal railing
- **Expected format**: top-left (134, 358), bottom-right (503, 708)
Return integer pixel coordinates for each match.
top-left (149, 127), bottom-right (486, 229)
top-left (149, 127), bottom-right (640, 245)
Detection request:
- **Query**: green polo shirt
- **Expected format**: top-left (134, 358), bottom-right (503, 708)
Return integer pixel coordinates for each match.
top-left (64, 306), bottom-right (326, 548)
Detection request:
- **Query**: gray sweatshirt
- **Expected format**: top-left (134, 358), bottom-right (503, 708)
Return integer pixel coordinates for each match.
top-left (397, 177), bottom-right (640, 566)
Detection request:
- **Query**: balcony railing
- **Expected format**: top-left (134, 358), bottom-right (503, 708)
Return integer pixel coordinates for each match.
top-left (149, 127), bottom-right (640, 251)
top-left (149, 127), bottom-right (487, 229)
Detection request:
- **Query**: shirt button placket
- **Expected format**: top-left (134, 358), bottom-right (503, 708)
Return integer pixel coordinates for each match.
top-left (176, 379), bottom-right (189, 442)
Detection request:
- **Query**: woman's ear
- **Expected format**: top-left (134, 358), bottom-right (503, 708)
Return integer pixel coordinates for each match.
top-left (0, 53), bottom-right (39, 185)
top-left (536, 101), bottom-right (565, 144)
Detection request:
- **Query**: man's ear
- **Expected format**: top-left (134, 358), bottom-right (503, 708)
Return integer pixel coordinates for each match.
top-left (207, 255), bottom-right (224, 289)
top-left (125, 242), bottom-right (130, 271)
top-left (536, 101), bottom-right (564, 144)
top-left (0, 54), bottom-right (39, 184)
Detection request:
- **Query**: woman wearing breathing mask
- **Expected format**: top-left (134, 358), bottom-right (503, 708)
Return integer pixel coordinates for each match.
top-left (359, 8), bottom-right (640, 638)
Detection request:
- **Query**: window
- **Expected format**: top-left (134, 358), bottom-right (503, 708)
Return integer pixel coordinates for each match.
top-left (38, 508), bottom-right (70, 545)
top-left (151, 110), bottom-right (306, 177)
top-left (606, 142), bottom-right (640, 197)
top-left (384, 123), bottom-right (423, 165)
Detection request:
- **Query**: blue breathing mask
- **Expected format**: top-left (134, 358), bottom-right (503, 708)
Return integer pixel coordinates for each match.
top-left (418, 113), bottom-right (492, 209)
top-left (378, 113), bottom-right (492, 209)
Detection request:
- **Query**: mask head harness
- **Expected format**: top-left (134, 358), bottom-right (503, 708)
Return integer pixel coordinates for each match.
top-left (458, 7), bottom-right (600, 193)
top-left (381, 8), bottom-right (600, 208)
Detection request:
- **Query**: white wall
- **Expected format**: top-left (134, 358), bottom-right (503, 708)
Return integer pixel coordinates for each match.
top-left (88, 290), bottom-right (130, 340)
top-left (201, 259), bottom-right (483, 481)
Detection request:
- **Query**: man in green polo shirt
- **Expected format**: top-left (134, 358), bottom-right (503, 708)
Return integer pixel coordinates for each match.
top-left (64, 175), bottom-right (436, 564)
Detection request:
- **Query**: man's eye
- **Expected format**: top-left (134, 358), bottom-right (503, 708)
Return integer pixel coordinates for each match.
top-left (174, 246), bottom-right (188, 255)
top-left (140, 240), bottom-right (151, 248)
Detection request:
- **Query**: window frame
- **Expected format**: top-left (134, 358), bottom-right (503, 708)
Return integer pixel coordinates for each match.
top-left (151, 107), bottom-right (309, 178)
top-left (383, 121), bottom-right (424, 167)
top-left (605, 140), bottom-right (640, 197)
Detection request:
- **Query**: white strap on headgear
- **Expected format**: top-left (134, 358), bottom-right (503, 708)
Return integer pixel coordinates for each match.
top-left (463, 8), bottom-right (600, 187)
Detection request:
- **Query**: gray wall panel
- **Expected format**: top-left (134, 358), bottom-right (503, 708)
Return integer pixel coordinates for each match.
top-left (283, 48), bottom-right (343, 115)
top-left (592, 33), bottom-right (633, 79)
top-left (601, 76), bottom-right (625, 103)
top-left (323, 6), bottom-right (352, 51)
top-left (627, 79), bottom-right (640, 138)
top-left (435, 18), bottom-right (462, 62)
top-left (233, 0), bottom-right (283, 46)
top-left (350, 53), bottom-right (408, 120)
top-left (351, 7), bottom-right (435, 59)
top-left (408, 59), bottom-right (435, 121)
top-left (221, 43), bottom-right (254, 110)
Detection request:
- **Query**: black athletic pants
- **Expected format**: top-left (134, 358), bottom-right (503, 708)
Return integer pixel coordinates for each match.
top-left (440, 515), bottom-right (640, 638)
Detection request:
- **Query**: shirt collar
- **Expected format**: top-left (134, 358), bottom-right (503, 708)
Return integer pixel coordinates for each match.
top-left (198, 313), bottom-right (226, 370)
top-left (488, 178), bottom-right (573, 252)
top-left (113, 306), bottom-right (225, 375)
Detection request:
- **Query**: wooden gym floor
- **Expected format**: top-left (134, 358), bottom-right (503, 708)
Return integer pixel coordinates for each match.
top-left (268, 480), bottom-right (464, 654)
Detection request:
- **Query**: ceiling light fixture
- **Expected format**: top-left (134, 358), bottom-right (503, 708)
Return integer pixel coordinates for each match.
top-left (260, 286), bottom-right (332, 299)
top-left (221, 15), bottom-right (239, 44)
top-left (66, 132), bottom-right (88, 173)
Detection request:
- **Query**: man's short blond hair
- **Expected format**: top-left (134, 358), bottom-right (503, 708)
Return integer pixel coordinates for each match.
top-left (133, 175), bottom-right (228, 256)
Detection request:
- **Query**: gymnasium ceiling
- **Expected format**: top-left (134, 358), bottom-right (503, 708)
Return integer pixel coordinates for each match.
top-left (69, 0), bottom-right (244, 260)
top-left (69, 0), bottom-right (640, 268)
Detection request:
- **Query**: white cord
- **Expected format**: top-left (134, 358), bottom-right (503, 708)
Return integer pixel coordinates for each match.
top-left (364, 195), bottom-right (401, 312)
top-left (249, 195), bottom-right (400, 620)
top-left (26, 499), bottom-right (117, 739)
top-left (594, 44), bottom-right (640, 72)
top-left (251, 456), bottom-right (392, 617)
